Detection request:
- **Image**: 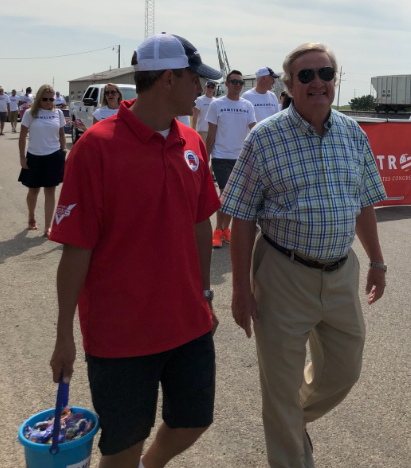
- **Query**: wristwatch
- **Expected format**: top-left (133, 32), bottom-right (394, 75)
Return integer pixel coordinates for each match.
top-left (369, 262), bottom-right (387, 272)
top-left (203, 289), bottom-right (214, 300)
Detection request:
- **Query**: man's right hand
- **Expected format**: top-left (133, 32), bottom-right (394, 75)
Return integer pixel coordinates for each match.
top-left (232, 291), bottom-right (258, 338)
top-left (50, 337), bottom-right (76, 383)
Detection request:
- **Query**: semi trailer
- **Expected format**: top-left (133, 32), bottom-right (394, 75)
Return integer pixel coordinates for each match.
top-left (371, 75), bottom-right (411, 113)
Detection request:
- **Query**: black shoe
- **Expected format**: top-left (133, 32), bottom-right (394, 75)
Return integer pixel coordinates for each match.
top-left (305, 429), bottom-right (313, 453)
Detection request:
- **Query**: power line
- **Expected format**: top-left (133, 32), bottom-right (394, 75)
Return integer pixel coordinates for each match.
top-left (0, 46), bottom-right (117, 60)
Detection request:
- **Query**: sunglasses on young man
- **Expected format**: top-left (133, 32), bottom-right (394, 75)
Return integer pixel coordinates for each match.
top-left (42, 97), bottom-right (55, 102)
top-left (105, 90), bottom-right (118, 95)
top-left (206, 84), bottom-right (216, 89)
top-left (228, 79), bottom-right (245, 86)
top-left (294, 67), bottom-right (335, 84)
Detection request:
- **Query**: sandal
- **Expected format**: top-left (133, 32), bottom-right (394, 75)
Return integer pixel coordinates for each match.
top-left (28, 219), bottom-right (38, 230)
top-left (44, 228), bottom-right (52, 237)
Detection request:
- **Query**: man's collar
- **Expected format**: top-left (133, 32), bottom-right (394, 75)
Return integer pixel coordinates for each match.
top-left (288, 102), bottom-right (333, 136)
top-left (118, 99), bottom-right (187, 147)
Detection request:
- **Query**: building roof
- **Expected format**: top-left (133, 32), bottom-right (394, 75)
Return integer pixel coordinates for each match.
top-left (69, 67), bottom-right (134, 83)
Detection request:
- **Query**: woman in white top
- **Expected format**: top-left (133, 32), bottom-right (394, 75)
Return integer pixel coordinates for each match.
top-left (74, 83), bottom-right (123, 132)
top-left (18, 84), bottom-right (67, 236)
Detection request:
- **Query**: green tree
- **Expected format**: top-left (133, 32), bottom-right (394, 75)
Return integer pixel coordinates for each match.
top-left (348, 95), bottom-right (375, 111)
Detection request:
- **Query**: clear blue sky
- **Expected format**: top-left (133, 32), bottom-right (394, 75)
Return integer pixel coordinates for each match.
top-left (1, 0), bottom-right (411, 105)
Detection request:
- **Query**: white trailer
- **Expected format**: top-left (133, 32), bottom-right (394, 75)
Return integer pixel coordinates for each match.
top-left (371, 75), bottom-right (411, 113)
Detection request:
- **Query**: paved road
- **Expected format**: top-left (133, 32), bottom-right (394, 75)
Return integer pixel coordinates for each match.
top-left (0, 126), bottom-right (410, 467)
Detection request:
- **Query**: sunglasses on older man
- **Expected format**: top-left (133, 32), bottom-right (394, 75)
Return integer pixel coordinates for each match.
top-left (294, 67), bottom-right (335, 84)
top-left (228, 79), bottom-right (245, 86)
top-left (42, 97), bottom-right (55, 102)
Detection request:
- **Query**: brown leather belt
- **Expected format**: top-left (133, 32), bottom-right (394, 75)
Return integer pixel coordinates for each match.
top-left (263, 235), bottom-right (348, 272)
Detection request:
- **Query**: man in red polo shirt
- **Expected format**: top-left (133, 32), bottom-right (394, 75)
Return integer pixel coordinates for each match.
top-left (49, 33), bottom-right (222, 468)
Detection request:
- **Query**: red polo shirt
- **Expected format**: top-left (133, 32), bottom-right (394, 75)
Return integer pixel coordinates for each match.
top-left (50, 100), bottom-right (221, 358)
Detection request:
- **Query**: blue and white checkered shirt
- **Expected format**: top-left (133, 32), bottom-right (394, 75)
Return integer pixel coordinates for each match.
top-left (221, 103), bottom-right (386, 260)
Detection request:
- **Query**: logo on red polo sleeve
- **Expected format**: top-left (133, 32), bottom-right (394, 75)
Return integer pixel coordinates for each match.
top-left (184, 150), bottom-right (199, 172)
top-left (55, 204), bottom-right (77, 225)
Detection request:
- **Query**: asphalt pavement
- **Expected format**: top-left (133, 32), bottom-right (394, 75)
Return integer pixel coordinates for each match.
top-left (0, 125), bottom-right (410, 467)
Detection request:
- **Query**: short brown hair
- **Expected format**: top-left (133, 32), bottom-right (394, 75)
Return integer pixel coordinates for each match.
top-left (226, 70), bottom-right (242, 82)
top-left (131, 51), bottom-right (183, 93)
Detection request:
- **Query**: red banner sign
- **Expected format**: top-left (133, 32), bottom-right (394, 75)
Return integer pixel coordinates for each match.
top-left (359, 121), bottom-right (411, 205)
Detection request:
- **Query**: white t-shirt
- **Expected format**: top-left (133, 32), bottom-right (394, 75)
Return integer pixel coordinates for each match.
top-left (176, 115), bottom-right (191, 127)
top-left (0, 94), bottom-right (10, 112)
top-left (22, 109), bottom-right (66, 155)
top-left (157, 128), bottom-right (171, 139)
top-left (55, 96), bottom-right (67, 106)
top-left (206, 96), bottom-right (256, 160)
top-left (9, 95), bottom-right (19, 112)
top-left (92, 106), bottom-right (119, 121)
top-left (194, 95), bottom-right (216, 132)
top-left (19, 94), bottom-right (33, 111)
top-left (242, 89), bottom-right (280, 122)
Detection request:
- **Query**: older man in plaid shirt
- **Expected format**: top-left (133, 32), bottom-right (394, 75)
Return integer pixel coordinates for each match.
top-left (221, 43), bottom-right (387, 468)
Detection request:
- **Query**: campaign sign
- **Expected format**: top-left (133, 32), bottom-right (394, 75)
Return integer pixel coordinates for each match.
top-left (359, 121), bottom-right (411, 206)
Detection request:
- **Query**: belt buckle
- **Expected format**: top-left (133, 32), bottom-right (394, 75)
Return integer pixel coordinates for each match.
top-left (322, 261), bottom-right (338, 272)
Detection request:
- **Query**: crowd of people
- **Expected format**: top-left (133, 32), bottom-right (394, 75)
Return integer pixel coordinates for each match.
top-left (1, 32), bottom-right (387, 468)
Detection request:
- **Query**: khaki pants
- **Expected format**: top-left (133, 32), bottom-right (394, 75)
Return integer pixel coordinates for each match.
top-left (252, 235), bottom-right (365, 468)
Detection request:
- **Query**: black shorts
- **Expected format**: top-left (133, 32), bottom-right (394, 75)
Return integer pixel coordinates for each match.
top-left (86, 332), bottom-right (215, 456)
top-left (18, 150), bottom-right (65, 188)
top-left (212, 158), bottom-right (236, 190)
top-left (0, 112), bottom-right (7, 122)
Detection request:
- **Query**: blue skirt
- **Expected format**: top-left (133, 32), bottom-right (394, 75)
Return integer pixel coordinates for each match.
top-left (18, 149), bottom-right (65, 188)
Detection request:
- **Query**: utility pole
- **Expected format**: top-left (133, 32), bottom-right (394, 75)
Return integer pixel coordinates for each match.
top-left (336, 66), bottom-right (343, 110)
top-left (53, 77), bottom-right (55, 88)
top-left (354, 89), bottom-right (356, 98)
top-left (145, 0), bottom-right (155, 38)
top-left (118, 45), bottom-right (120, 69)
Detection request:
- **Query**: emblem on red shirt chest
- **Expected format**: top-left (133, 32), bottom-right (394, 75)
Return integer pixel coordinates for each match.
top-left (184, 150), bottom-right (199, 171)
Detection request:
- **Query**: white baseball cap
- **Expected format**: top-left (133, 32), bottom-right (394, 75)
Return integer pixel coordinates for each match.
top-left (135, 33), bottom-right (222, 80)
top-left (256, 67), bottom-right (280, 78)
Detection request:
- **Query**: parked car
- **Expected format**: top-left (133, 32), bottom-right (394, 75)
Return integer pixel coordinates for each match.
top-left (69, 84), bottom-right (136, 143)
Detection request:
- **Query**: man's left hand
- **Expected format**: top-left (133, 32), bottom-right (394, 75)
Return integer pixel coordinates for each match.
top-left (365, 266), bottom-right (386, 305)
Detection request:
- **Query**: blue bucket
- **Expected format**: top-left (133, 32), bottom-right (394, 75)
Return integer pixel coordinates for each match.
top-left (18, 382), bottom-right (99, 468)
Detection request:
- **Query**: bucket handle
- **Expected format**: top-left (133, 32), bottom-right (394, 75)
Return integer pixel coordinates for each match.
top-left (49, 379), bottom-right (70, 455)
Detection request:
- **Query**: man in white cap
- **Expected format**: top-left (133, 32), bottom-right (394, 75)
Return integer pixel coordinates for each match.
top-left (192, 81), bottom-right (217, 145)
top-left (54, 91), bottom-right (67, 108)
top-left (49, 33), bottom-right (222, 468)
top-left (242, 67), bottom-right (281, 122)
